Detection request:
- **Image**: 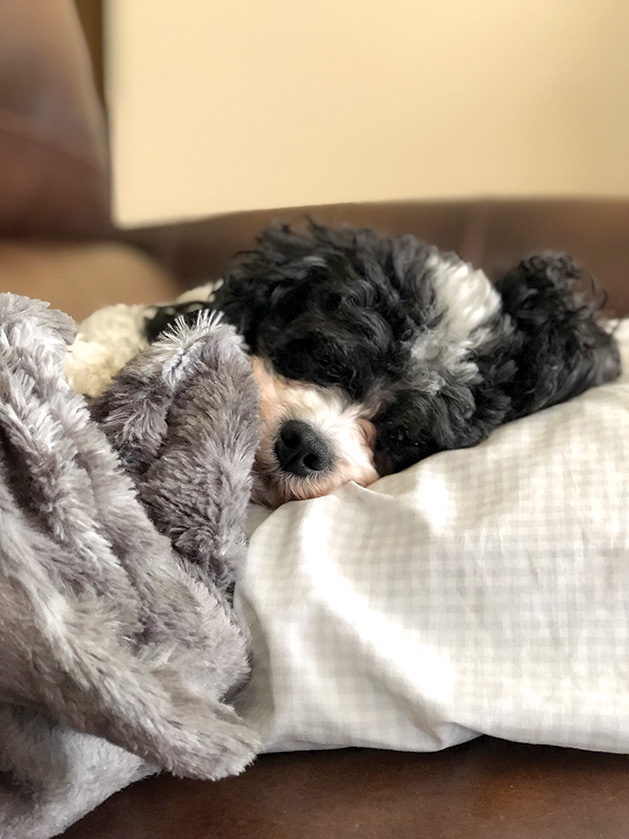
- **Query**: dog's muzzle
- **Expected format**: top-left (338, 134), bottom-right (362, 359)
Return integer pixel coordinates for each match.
top-left (274, 419), bottom-right (334, 478)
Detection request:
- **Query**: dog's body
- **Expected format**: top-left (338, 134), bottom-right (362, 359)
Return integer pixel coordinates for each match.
top-left (67, 223), bottom-right (621, 507)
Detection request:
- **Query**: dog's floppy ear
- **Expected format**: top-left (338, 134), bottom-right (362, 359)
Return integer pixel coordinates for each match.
top-left (495, 253), bottom-right (621, 420)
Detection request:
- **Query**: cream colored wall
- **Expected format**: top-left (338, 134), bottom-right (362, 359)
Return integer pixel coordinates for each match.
top-left (106, 0), bottom-right (629, 226)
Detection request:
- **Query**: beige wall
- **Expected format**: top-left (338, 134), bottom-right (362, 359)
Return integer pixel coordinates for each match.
top-left (106, 0), bottom-right (629, 226)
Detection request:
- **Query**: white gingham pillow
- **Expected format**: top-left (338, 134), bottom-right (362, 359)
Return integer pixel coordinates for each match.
top-left (234, 322), bottom-right (629, 755)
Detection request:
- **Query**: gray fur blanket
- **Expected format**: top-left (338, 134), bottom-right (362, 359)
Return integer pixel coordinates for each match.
top-left (0, 295), bottom-right (261, 839)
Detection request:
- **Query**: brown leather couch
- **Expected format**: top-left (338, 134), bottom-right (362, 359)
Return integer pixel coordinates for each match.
top-left (2, 3), bottom-right (629, 837)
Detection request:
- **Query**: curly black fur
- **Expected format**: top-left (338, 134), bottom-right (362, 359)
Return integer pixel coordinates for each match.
top-left (144, 223), bottom-right (621, 475)
top-left (496, 254), bottom-right (620, 419)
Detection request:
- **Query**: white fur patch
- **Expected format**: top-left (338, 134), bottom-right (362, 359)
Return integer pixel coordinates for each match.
top-left (251, 359), bottom-right (378, 507)
top-left (411, 252), bottom-right (501, 384)
top-left (428, 254), bottom-right (500, 338)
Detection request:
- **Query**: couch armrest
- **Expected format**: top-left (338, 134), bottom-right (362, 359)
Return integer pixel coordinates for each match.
top-left (0, 0), bottom-right (111, 237)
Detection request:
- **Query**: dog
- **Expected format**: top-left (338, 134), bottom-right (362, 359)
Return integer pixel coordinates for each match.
top-left (68, 222), bottom-right (621, 508)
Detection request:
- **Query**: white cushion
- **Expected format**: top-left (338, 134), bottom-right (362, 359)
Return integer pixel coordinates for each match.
top-left (235, 321), bottom-right (629, 754)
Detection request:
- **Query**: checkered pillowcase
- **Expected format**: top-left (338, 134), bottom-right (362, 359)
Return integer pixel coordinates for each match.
top-left (235, 322), bottom-right (629, 755)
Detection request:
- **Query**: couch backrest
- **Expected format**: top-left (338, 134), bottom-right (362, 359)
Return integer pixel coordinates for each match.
top-left (122, 198), bottom-right (629, 318)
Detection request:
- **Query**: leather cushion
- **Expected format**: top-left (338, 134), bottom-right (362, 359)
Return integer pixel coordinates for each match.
top-left (0, 0), bottom-right (110, 237)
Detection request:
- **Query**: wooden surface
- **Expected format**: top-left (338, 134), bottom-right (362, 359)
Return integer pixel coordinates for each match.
top-left (62, 738), bottom-right (629, 839)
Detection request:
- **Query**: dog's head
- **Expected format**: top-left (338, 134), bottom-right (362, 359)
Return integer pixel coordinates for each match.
top-left (248, 357), bottom-right (378, 507)
top-left (145, 223), bottom-right (621, 506)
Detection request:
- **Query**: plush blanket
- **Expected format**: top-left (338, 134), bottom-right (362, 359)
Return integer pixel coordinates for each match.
top-left (0, 295), bottom-right (261, 839)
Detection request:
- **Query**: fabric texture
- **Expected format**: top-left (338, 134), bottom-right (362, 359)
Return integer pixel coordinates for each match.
top-left (0, 296), bottom-right (260, 839)
top-left (235, 321), bottom-right (629, 755)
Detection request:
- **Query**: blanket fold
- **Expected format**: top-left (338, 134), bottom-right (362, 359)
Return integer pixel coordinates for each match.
top-left (0, 295), bottom-right (261, 839)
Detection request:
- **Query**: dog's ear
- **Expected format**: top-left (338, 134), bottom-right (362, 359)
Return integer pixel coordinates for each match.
top-left (494, 253), bottom-right (621, 420)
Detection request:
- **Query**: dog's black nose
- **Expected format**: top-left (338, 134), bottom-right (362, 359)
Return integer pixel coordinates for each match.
top-left (274, 420), bottom-right (333, 477)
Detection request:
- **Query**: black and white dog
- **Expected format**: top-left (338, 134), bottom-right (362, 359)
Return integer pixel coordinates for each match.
top-left (68, 223), bottom-right (621, 508)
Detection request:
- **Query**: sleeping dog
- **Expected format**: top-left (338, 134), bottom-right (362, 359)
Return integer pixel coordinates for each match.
top-left (67, 222), bottom-right (621, 508)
